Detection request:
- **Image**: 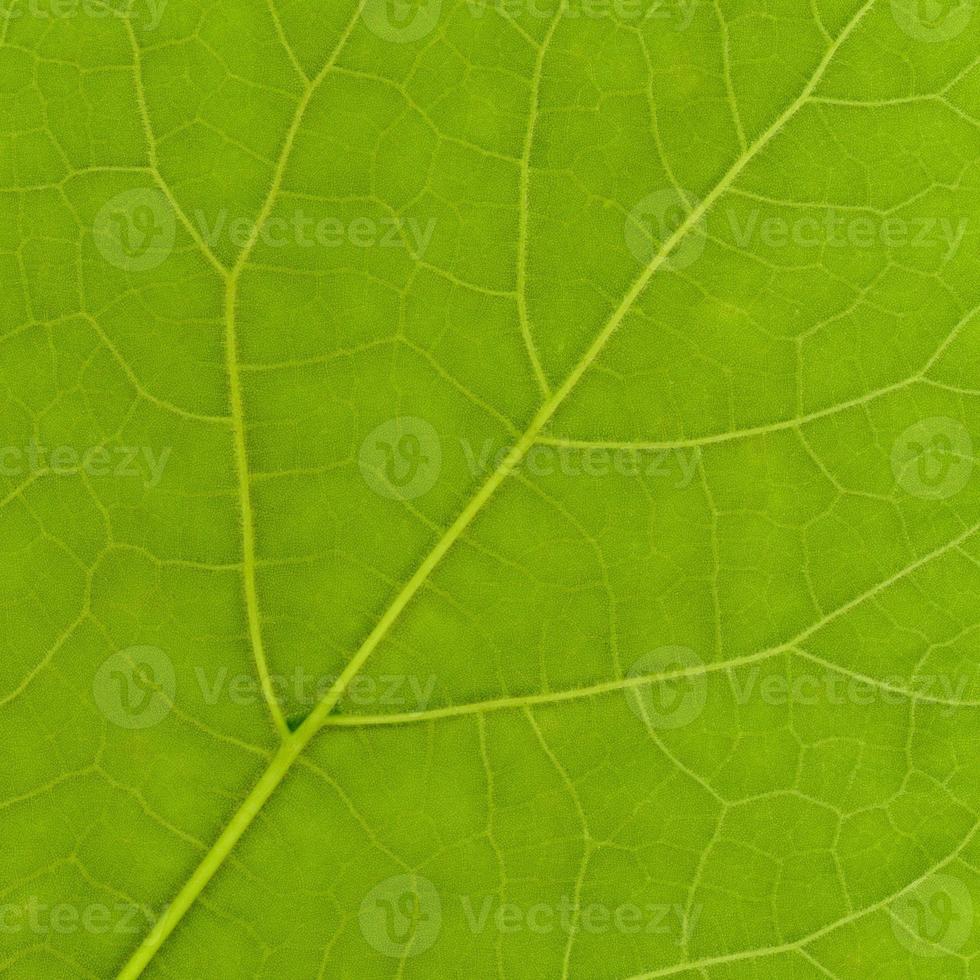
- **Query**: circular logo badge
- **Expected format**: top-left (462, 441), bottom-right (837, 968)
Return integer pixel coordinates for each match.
top-left (359, 874), bottom-right (442, 958)
top-left (359, 416), bottom-right (442, 500)
top-left (625, 189), bottom-right (707, 271)
top-left (890, 873), bottom-right (973, 956)
top-left (362, 0), bottom-right (443, 42)
top-left (625, 646), bottom-right (707, 730)
top-left (93, 646), bottom-right (175, 729)
top-left (891, 0), bottom-right (974, 41)
top-left (93, 189), bottom-right (176, 272)
top-left (891, 417), bottom-right (973, 499)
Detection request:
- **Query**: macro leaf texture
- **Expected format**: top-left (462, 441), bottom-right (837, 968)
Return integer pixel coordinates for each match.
top-left (1, 0), bottom-right (980, 977)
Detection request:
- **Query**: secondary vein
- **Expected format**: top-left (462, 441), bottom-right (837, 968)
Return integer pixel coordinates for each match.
top-left (224, 274), bottom-right (289, 739)
top-left (218, 0), bottom-right (372, 738)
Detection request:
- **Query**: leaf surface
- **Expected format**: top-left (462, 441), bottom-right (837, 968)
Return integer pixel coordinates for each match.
top-left (1, 0), bottom-right (980, 977)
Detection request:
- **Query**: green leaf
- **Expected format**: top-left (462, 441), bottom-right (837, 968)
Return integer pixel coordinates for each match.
top-left (1, 0), bottom-right (979, 977)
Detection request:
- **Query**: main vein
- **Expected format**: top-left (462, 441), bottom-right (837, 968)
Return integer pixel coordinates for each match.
top-left (116, 1), bottom-right (877, 975)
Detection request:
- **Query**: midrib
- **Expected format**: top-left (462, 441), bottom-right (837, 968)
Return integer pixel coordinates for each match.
top-left (116, 1), bottom-right (877, 975)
